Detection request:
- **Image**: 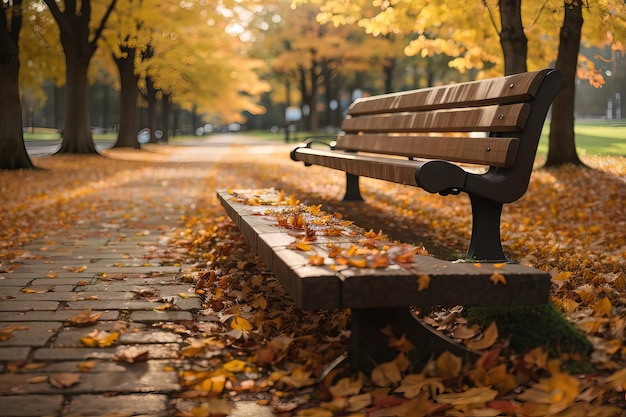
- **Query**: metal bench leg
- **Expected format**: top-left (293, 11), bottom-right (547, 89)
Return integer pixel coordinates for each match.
top-left (342, 173), bottom-right (364, 202)
top-left (467, 195), bottom-right (508, 262)
top-left (348, 308), bottom-right (479, 371)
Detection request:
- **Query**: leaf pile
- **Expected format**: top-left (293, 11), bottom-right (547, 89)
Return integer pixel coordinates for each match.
top-left (1, 146), bottom-right (625, 416)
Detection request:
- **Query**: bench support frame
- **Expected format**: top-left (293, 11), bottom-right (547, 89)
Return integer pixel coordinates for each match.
top-left (343, 173), bottom-right (364, 202)
top-left (468, 195), bottom-right (507, 262)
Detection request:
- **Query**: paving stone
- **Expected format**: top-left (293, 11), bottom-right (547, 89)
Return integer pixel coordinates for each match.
top-left (0, 310), bottom-right (119, 322)
top-left (0, 300), bottom-right (60, 311)
top-left (12, 290), bottom-right (129, 302)
top-left (0, 394), bottom-right (64, 417)
top-left (118, 331), bottom-right (183, 344)
top-left (0, 277), bottom-right (35, 287)
top-left (0, 367), bottom-right (179, 394)
top-left (66, 300), bottom-right (164, 311)
top-left (32, 347), bottom-right (117, 361)
top-left (129, 311), bottom-right (193, 322)
top-left (0, 347), bottom-right (31, 362)
top-left (0, 286), bottom-right (23, 297)
top-left (31, 277), bottom-right (94, 285)
top-left (114, 343), bottom-right (181, 359)
top-left (0, 322), bottom-right (63, 347)
top-left (64, 393), bottom-right (170, 416)
top-left (52, 322), bottom-right (130, 348)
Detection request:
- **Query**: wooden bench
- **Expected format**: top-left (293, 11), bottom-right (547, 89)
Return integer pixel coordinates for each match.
top-left (291, 68), bottom-right (565, 262)
top-left (217, 70), bottom-right (564, 366)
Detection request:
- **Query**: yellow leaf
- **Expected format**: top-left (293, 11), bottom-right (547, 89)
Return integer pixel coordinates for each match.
top-left (328, 374), bottom-right (363, 397)
top-left (605, 368), bottom-right (626, 391)
top-left (371, 361), bottom-right (402, 387)
top-left (154, 303), bottom-right (172, 311)
top-left (223, 359), bottom-right (247, 373)
top-left (194, 374), bottom-right (226, 393)
top-left (79, 330), bottom-right (119, 348)
top-left (231, 316), bottom-right (253, 331)
top-left (517, 360), bottom-right (579, 415)
top-left (435, 351), bottom-right (462, 378)
top-left (594, 297), bottom-right (612, 317)
top-left (467, 321), bottom-right (499, 350)
top-left (417, 274), bottom-right (431, 291)
top-left (562, 298), bottom-right (580, 313)
top-left (295, 242), bottom-right (313, 251)
top-left (553, 271), bottom-right (573, 281)
top-left (490, 272), bottom-right (507, 285)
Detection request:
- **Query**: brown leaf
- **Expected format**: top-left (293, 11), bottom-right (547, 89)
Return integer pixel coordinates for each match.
top-left (49, 373), bottom-right (81, 388)
top-left (466, 321), bottom-right (498, 350)
top-left (67, 309), bottom-right (103, 326)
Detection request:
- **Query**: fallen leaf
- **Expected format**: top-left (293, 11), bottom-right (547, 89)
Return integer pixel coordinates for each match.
top-left (49, 373), bottom-right (81, 388)
top-left (67, 309), bottom-right (103, 326)
top-left (231, 316), bottom-right (253, 331)
top-left (417, 274), bottom-right (431, 291)
top-left (435, 351), bottom-right (462, 378)
top-left (0, 325), bottom-right (28, 341)
top-left (490, 272), bottom-right (506, 285)
top-left (27, 376), bottom-right (49, 384)
top-left (466, 321), bottom-right (498, 350)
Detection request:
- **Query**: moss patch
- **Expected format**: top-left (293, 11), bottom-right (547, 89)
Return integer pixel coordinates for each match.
top-left (465, 304), bottom-right (592, 356)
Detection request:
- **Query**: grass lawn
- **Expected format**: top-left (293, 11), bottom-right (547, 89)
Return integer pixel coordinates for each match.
top-left (24, 119), bottom-right (626, 157)
top-left (538, 119), bottom-right (626, 157)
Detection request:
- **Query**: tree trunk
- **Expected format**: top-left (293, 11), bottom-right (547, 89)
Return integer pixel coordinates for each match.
top-left (383, 56), bottom-right (395, 93)
top-left (45, 0), bottom-right (118, 154)
top-left (499, 0), bottom-right (528, 75)
top-left (113, 47), bottom-right (139, 148)
top-left (545, 0), bottom-right (583, 167)
top-left (0, 0), bottom-right (34, 170)
top-left (144, 76), bottom-right (159, 143)
top-left (160, 93), bottom-right (171, 143)
top-left (57, 51), bottom-right (98, 154)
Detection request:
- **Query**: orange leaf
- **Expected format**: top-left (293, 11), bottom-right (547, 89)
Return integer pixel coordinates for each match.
top-left (295, 242), bottom-right (312, 251)
top-left (417, 274), bottom-right (431, 291)
top-left (490, 272), bottom-right (507, 285)
top-left (231, 316), bottom-right (253, 331)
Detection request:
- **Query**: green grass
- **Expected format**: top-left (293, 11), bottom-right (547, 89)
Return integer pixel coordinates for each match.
top-left (23, 119), bottom-right (626, 157)
top-left (539, 119), bottom-right (626, 157)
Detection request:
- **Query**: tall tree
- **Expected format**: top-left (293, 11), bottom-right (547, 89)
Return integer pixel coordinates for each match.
top-left (546, 0), bottom-right (584, 166)
top-left (43, 0), bottom-right (118, 154)
top-left (0, 0), bottom-right (34, 169)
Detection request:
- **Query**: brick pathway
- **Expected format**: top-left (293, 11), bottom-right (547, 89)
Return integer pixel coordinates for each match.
top-left (0, 139), bottom-right (282, 416)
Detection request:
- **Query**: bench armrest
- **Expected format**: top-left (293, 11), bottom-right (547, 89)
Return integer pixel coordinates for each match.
top-left (290, 137), bottom-right (337, 163)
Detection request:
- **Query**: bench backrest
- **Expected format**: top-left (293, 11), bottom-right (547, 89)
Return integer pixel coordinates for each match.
top-left (336, 69), bottom-right (565, 202)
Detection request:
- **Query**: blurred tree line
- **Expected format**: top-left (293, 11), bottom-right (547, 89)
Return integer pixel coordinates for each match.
top-left (1, 0), bottom-right (625, 169)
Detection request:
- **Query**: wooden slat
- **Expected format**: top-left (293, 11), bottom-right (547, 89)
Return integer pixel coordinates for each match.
top-left (348, 69), bottom-right (550, 116)
top-left (342, 103), bottom-right (530, 134)
top-left (334, 134), bottom-right (520, 167)
top-left (293, 148), bottom-right (423, 186)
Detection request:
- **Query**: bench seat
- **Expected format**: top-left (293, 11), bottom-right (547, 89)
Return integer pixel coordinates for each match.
top-left (218, 189), bottom-right (550, 311)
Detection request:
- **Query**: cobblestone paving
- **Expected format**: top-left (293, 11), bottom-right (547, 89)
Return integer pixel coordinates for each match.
top-left (1, 139), bottom-right (281, 416)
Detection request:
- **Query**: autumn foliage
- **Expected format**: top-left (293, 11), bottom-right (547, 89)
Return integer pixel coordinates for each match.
top-left (1, 147), bottom-right (625, 415)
